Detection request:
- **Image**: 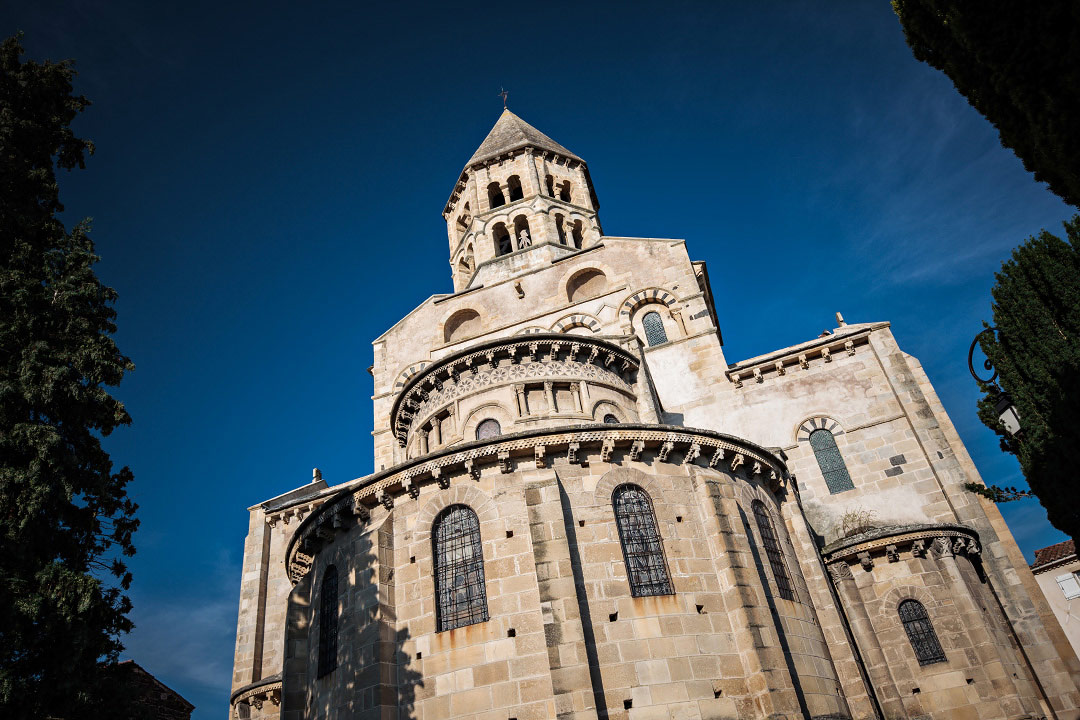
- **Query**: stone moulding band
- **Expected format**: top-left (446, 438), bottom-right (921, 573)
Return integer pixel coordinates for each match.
top-left (230, 676), bottom-right (282, 715)
top-left (727, 328), bottom-right (876, 388)
top-left (284, 423), bottom-right (789, 584)
top-left (390, 333), bottom-right (640, 447)
top-left (823, 523), bottom-right (981, 572)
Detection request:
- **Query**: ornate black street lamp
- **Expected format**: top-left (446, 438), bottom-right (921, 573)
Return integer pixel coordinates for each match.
top-left (968, 327), bottom-right (1022, 436)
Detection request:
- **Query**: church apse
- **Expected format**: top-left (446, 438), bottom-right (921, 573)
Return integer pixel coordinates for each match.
top-left (230, 108), bottom-right (1080, 719)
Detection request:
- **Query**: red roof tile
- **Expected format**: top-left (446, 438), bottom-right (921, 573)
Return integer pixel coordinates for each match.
top-left (1032, 539), bottom-right (1076, 571)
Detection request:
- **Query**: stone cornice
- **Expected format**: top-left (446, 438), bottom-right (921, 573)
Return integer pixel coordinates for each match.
top-left (726, 325), bottom-right (885, 388)
top-left (230, 674), bottom-right (282, 714)
top-left (390, 334), bottom-right (640, 447)
top-left (284, 423), bottom-right (791, 584)
top-left (823, 523), bottom-right (981, 574)
top-left (1031, 554), bottom-right (1078, 576)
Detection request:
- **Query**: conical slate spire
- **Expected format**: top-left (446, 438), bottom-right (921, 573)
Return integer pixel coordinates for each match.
top-left (467, 109), bottom-right (582, 166)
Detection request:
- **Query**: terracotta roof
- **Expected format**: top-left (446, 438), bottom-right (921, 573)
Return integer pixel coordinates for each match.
top-left (467, 109), bottom-right (582, 167)
top-left (1031, 539), bottom-right (1076, 572)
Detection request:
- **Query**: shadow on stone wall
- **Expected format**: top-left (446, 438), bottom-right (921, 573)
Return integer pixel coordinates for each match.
top-left (285, 511), bottom-right (424, 719)
top-left (558, 476), bottom-right (609, 718)
top-left (738, 505), bottom-right (812, 720)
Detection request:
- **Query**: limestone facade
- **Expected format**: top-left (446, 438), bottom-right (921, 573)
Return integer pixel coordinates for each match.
top-left (230, 110), bottom-right (1080, 719)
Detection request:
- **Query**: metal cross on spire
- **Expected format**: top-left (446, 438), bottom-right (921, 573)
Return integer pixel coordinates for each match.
top-left (498, 87), bottom-right (508, 109)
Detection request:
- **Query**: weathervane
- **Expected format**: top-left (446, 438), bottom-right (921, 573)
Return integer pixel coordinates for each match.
top-left (498, 87), bottom-right (508, 109)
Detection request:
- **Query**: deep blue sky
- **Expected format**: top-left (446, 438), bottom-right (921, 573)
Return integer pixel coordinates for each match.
top-left (7, 2), bottom-right (1074, 716)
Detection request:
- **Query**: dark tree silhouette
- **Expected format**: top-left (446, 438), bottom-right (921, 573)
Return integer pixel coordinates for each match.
top-left (0, 35), bottom-right (139, 718)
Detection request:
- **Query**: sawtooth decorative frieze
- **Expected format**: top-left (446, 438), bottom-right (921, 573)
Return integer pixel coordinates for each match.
top-left (284, 424), bottom-right (789, 583)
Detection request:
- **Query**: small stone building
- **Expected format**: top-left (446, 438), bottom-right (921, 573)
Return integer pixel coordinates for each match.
top-left (229, 110), bottom-right (1080, 719)
top-left (1032, 540), bottom-right (1080, 665)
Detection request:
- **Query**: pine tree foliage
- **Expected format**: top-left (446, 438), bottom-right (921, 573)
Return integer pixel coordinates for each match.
top-left (0, 35), bottom-right (139, 718)
top-left (976, 216), bottom-right (1080, 545)
top-left (892, 1), bottom-right (1080, 208)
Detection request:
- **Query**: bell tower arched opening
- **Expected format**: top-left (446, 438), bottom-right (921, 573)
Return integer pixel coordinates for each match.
top-left (513, 215), bottom-right (532, 250)
top-left (493, 223), bottom-right (512, 256)
top-left (507, 175), bottom-right (524, 202)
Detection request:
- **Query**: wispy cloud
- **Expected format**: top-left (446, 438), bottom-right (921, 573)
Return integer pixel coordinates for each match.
top-left (816, 71), bottom-right (1071, 288)
top-left (122, 549), bottom-right (239, 707)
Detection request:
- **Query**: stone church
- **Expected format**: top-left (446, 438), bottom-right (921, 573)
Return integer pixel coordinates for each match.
top-left (229, 110), bottom-right (1080, 720)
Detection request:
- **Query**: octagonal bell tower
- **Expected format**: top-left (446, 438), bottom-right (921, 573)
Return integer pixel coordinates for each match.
top-left (443, 109), bottom-right (603, 291)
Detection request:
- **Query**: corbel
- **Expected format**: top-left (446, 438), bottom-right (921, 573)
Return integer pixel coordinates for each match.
top-left (600, 438), bottom-right (614, 462)
top-left (682, 443), bottom-right (701, 466)
top-left (629, 440), bottom-right (645, 461)
top-left (657, 441), bottom-right (674, 462)
top-left (708, 446), bottom-right (724, 468)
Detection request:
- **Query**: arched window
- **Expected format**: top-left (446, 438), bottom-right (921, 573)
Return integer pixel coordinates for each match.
top-left (317, 565), bottom-right (338, 677)
top-left (555, 214), bottom-right (567, 245)
top-left (603, 414), bottom-right (619, 424)
top-left (571, 220), bottom-right (584, 248)
top-left (898, 599), bottom-right (947, 666)
top-left (613, 485), bottom-right (673, 597)
top-left (559, 181), bottom-right (572, 202)
top-left (809, 429), bottom-right (855, 494)
top-left (507, 175), bottom-right (524, 202)
top-left (493, 223), bottom-right (512, 256)
top-left (752, 500), bottom-right (795, 601)
top-left (642, 311), bottom-right (668, 346)
top-left (545, 174), bottom-right (555, 197)
top-left (487, 182), bottom-right (505, 208)
top-left (476, 418), bottom-right (501, 440)
top-left (513, 215), bottom-right (532, 250)
top-left (433, 505), bottom-right (489, 631)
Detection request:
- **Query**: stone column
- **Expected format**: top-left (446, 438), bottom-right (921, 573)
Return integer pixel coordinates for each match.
top-left (525, 148), bottom-right (542, 197)
top-left (828, 560), bottom-right (906, 717)
top-left (570, 383), bottom-right (583, 414)
top-left (515, 384), bottom-right (526, 417)
top-left (691, 472), bottom-right (803, 716)
top-left (544, 381), bottom-right (555, 413)
top-left (524, 475), bottom-right (600, 720)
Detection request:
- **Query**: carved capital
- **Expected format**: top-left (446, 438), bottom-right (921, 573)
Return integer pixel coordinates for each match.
top-left (828, 561), bottom-right (853, 583)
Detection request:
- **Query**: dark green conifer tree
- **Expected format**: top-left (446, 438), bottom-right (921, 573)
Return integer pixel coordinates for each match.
top-left (0, 35), bottom-right (139, 718)
top-left (972, 217), bottom-right (1080, 545)
top-left (892, 1), bottom-right (1080, 208)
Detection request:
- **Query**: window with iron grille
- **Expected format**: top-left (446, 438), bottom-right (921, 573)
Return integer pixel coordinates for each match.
top-left (809, 429), bottom-right (855, 494)
top-left (752, 500), bottom-right (795, 601)
top-left (898, 599), bottom-right (946, 666)
top-left (433, 505), bottom-right (489, 631)
top-left (603, 414), bottom-right (620, 424)
top-left (317, 565), bottom-right (338, 677)
top-left (613, 484), bottom-right (673, 597)
top-left (476, 418), bottom-right (501, 440)
top-left (641, 311), bottom-right (668, 346)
